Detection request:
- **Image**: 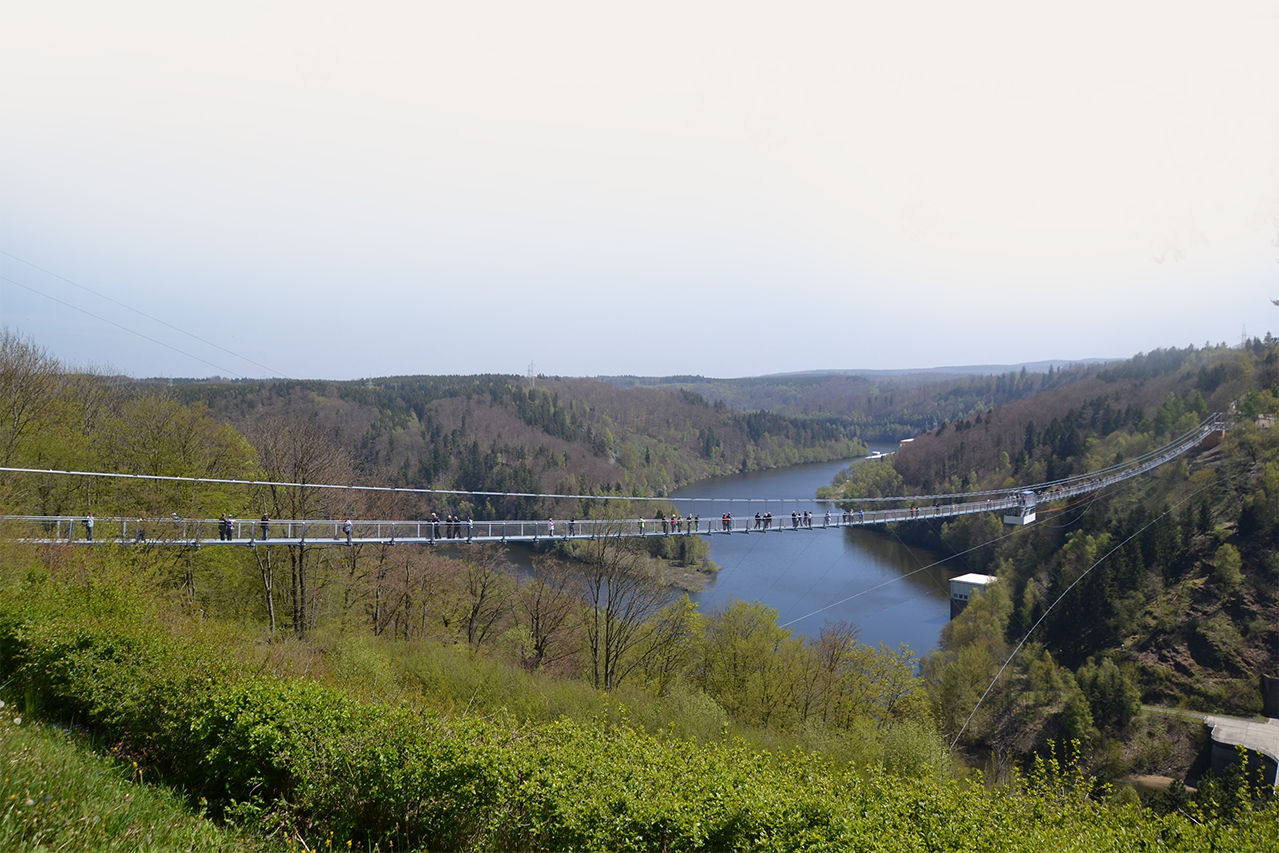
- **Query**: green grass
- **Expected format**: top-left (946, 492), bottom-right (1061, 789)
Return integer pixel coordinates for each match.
top-left (0, 709), bottom-right (277, 853)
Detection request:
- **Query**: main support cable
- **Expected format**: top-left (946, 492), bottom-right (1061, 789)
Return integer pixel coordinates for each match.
top-left (0, 413), bottom-right (1219, 508)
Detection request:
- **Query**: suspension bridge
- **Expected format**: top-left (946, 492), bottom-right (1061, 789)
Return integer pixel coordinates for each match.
top-left (0, 415), bottom-right (1225, 548)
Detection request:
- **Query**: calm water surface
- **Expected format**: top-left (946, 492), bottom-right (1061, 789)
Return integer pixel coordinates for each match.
top-left (672, 447), bottom-right (951, 653)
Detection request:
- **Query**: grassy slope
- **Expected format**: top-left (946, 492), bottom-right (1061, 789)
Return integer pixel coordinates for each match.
top-left (1, 555), bottom-right (1277, 851)
top-left (0, 714), bottom-right (280, 853)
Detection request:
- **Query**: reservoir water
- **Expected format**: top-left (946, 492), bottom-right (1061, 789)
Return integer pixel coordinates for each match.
top-left (673, 447), bottom-right (952, 653)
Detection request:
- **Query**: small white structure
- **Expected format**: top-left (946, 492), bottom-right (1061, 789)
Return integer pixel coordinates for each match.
top-left (950, 573), bottom-right (998, 619)
top-left (1003, 490), bottom-right (1037, 526)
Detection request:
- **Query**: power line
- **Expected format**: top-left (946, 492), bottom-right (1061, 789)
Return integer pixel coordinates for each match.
top-left (1, 249), bottom-right (286, 378)
top-left (778, 516), bottom-right (1044, 628)
top-left (0, 274), bottom-right (245, 378)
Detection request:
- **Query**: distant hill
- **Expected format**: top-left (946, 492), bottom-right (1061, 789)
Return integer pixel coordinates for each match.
top-left (761, 358), bottom-right (1119, 378)
top-left (596, 362), bottom-right (1112, 440)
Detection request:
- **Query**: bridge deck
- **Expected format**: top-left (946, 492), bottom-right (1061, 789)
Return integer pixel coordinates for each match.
top-left (2, 418), bottom-right (1217, 548)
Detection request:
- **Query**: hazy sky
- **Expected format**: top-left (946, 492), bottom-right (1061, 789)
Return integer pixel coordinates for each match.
top-left (3, 1), bottom-right (1278, 380)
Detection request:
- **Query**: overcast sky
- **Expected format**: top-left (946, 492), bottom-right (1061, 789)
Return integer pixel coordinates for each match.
top-left (3, 1), bottom-right (1278, 380)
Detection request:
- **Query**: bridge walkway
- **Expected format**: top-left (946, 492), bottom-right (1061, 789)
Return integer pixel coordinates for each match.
top-left (1, 416), bottom-right (1221, 548)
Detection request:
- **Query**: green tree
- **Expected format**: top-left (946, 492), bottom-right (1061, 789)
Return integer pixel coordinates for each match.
top-left (694, 600), bottom-right (803, 728)
top-left (631, 594), bottom-right (701, 695)
top-left (1076, 657), bottom-right (1140, 734)
top-left (1212, 542), bottom-right (1244, 590)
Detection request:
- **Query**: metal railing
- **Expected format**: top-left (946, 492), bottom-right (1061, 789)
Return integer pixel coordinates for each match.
top-left (0, 415), bottom-right (1221, 546)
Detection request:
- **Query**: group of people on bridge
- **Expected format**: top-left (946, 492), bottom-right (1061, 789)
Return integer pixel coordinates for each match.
top-left (649, 511), bottom-right (700, 534)
top-left (431, 512), bottom-right (473, 540)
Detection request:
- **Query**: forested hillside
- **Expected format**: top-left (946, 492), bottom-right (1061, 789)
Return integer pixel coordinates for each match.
top-left (2, 328), bottom-right (1277, 848)
top-left (823, 341), bottom-right (1279, 782)
top-left (164, 374), bottom-right (866, 515)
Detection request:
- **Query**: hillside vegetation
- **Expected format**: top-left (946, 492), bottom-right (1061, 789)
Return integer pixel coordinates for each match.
top-left (602, 366), bottom-right (1094, 441)
top-left (821, 341), bottom-right (1279, 781)
top-left (164, 373), bottom-right (866, 514)
top-left (3, 328), bottom-right (1278, 848)
top-left (1, 545), bottom-right (1276, 851)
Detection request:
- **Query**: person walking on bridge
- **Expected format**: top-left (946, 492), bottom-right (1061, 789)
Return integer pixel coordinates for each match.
top-left (343, 518), bottom-right (353, 545)
top-left (84, 513), bottom-right (94, 542)
top-left (260, 514), bottom-right (269, 540)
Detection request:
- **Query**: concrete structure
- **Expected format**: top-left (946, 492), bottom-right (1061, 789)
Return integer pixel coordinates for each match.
top-left (950, 573), bottom-right (998, 619)
top-left (1199, 429), bottom-right (1226, 449)
top-left (1263, 674), bottom-right (1279, 719)
top-left (1205, 715), bottom-right (1279, 789)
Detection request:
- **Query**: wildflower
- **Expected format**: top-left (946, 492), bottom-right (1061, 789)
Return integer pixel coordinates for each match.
top-left (12, 718), bottom-right (19, 726)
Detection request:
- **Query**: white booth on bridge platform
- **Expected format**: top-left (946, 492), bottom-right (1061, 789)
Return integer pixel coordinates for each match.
top-left (950, 573), bottom-right (998, 619)
top-left (1003, 490), bottom-right (1036, 526)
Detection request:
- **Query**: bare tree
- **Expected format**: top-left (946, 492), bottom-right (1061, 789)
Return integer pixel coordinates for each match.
top-left (574, 528), bottom-right (670, 690)
top-left (248, 411), bottom-right (356, 636)
top-left (459, 545), bottom-right (514, 648)
top-left (253, 546), bottom-right (278, 634)
top-left (792, 620), bottom-right (861, 726)
top-left (518, 556), bottom-right (582, 671)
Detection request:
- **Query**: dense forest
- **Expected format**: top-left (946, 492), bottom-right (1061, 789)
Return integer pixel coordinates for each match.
top-left (821, 340), bottom-right (1279, 784)
top-left (1, 328), bottom-right (1276, 849)
top-left (161, 373), bottom-right (867, 515)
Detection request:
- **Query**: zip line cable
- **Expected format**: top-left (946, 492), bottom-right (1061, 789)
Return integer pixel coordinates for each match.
top-left (697, 525), bottom-right (771, 610)
top-left (776, 539), bottom-right (868, 626)
top-left (754, 527), bottom-right (823, 605)
top-left (777, 518), bottom-right (1045, 628)
top-left (777, 470), bottom-right (1132, 631)
top-left (948, 469), bottom-right (1237, 751)
top-left (0, 274), bottom-right (245, 379)
top-left (1, 250), bottom-right (286, 378)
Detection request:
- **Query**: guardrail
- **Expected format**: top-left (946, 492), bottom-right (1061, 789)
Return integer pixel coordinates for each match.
top-left (0, 415), bottom-right (1220, 547)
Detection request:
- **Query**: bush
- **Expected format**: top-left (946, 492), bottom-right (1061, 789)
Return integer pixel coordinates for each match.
top-left (3, 577), bottom-right (1279, 850)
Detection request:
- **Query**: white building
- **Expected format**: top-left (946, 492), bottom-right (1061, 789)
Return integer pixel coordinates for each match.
top-left (950, 573), bottom-right (998, 619)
